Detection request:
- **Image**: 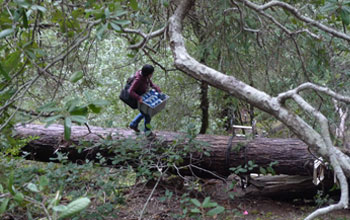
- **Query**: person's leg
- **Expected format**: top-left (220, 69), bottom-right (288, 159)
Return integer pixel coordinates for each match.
top-left (142, 113), bottom-right (152, 132)
top-left (129, 113), bottom-right (144, 132)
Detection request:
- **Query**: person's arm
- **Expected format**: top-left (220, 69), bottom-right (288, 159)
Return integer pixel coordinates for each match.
top-left (128, 77), bottom-right (142, 102)
top-left (150, 80), bottom-right (161, 93)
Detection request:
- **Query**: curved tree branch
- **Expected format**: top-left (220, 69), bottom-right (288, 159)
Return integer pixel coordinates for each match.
top-left (123, 25), bottom-right (167, 49)
top-left (277, 82), bottom-right (350, 104)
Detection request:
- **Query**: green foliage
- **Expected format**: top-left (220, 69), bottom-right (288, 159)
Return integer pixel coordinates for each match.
top-left (57, 197), bottom-right (91, 219)
top-left (69, 71), bottom-right (84, 83)
top-left (230, 160), bottom-right (258, 175)
top-left (0, 153), bottom-right (125, 219)
top-left (38, 97), bottom-right (109, 140)
top-left (314, 190), bottom-right (334, 208)
top-left (0, 160), bottom-right (91, 219)
top-left (178, 195), bottom-right (225, 219)
top-left (259, 161), bottom-right (279, 176)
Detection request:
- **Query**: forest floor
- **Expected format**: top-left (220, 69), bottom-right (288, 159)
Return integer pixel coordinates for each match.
top-left (117, 178), bottom-right (350, 220)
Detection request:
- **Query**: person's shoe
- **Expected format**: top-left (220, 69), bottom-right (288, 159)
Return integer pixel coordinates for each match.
top-left (129, 125), bottom-right (140, 133)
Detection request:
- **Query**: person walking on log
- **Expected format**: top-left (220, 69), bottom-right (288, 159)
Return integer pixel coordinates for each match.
top-left (128, 64), bottom-right (161, 138)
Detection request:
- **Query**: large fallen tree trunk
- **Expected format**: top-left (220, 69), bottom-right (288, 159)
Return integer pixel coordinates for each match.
top-left (15, 124), bottom-right (339, 199)
top-left (15, 123), bottom-right (331, 179)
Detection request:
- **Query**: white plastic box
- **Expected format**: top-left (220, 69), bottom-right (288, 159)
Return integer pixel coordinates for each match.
top-left (138, 91), bottom-right (169, 117)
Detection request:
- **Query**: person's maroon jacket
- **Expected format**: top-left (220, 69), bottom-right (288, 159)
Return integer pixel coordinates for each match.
top-left (128, 70), bottom-right (161, 102)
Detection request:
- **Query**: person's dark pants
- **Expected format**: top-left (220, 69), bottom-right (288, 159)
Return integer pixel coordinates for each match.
top-left (130, 112), bottom-right (151, 132)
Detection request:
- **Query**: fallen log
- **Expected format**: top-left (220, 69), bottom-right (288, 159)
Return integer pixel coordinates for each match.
top-left (14, 123), bottom-right (340, 199)
top-left (15, 123), bottom-right (331, 180)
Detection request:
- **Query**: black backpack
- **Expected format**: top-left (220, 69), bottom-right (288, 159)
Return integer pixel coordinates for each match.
top-left (119, 75), bottom-right (138, 109)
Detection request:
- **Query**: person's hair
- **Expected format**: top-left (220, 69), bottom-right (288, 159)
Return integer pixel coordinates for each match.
top-left (141, 64), bottom-right (154, 76)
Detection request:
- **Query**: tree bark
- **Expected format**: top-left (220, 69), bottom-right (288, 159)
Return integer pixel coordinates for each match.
top-left (199, 81), bottom-right (209, 134)
top-left (15, 123), bottom-right (331, 179)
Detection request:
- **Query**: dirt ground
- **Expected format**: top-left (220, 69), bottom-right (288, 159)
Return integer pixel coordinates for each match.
top-left (118, 179), bottom-right (350, 220)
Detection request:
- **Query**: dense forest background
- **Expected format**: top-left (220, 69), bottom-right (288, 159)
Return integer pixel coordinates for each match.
top-left (2, 0), bottom-right (350, 219)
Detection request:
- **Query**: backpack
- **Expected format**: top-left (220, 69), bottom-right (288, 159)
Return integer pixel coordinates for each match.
top-left (119, 75), bottom-right (138, 109)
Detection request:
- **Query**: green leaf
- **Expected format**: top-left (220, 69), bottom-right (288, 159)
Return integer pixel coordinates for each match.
top-left (22, 9), bottom-right (28, 28)
top-left (8, 171), bottom-right (15, 196)
top-left (0, 198), bottom-right (10, 214)
top-left (162, 0), bottom-right (169, 7)
top-left (203, 151), bottom-right (211, 156)
top-left (343, 5), bottom-right (350, 13)
top-left (14, 0), bottom-right (31, 9)
top-left (65, 98), bottom-right (80, 112)
top-left (202, 197), bottom-right (217, 208)
top-left (88, 104), bottom-right (102, 113)
top-left (14, 192), bottom-right (24, 203)
top-left (27, 183), bottom-right (40, 193)
top-left (114, 10), bottom-right (127, 17)
top-left (31, 5), bottom-right (47, 13)
top-left (58, 197), bottom-right (91, 219)
top-left (69, 106), bottom-right (88, 116)
top-left (64, 117), bottom-right (72, 140)
top-left (259, 167), bottom-right (267, 175)
top-left (110, 22), bottom-right (121, 31)
top-left (113, 20), bottom-right (131, 26)
top-left (206, 205), bottom-right (225, 217)
top-left (320, 2), bottom-right (337, 13)
top-left (96, 23), bottom-right (108, 40)
top-left (341, 9), bottom-right (350, 25)
top-left (39, 176), bottom-right (50, 191)
top-left (3, 51), bottom-right (21, 73)
top-left (0, 184), bottom-right (3, 193)
top-left (53, 205), bottom-right (67, 212)
top-left (88, 100), bottom-right (108, 113)
top-left (104, 7), bottom-right (110, 18)
top-left (25, 48), bottom-right (36, 59)
top-left (190, 208), bottom-right (201, 213)
top-left (71, 115), bottom-right (87, 124)
top-left (0, 29), bottom-right (14, 38)
top-left (44, 115), bottom-right (63, 125)
top-left (37, 102), bottom-right (60, 113)
top-left (269, 161), bottom-right (278, 167)
top-left (129, 0), bottom-right (138, 10)
top-left (69, 71), bottom-right (84, 83)
top-left (190, 198), bottom-right (201, 207)
top-left (0, 63), bottom-right (10, 81)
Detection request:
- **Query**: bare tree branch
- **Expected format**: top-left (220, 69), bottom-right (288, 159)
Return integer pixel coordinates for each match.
top-left (238, 0), bottom-right (350, 41)
top-left (277, 82), bottom-right (350, 104)
top-left (123, 25), bottom-right (168, 49)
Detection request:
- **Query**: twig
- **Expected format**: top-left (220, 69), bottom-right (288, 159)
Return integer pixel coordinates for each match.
top-left (24, 196), bottom-right (52, 220)
top-left (189, 164), bottom-right (227, 182)
top-left (138, 167), bottom-right (168, 220)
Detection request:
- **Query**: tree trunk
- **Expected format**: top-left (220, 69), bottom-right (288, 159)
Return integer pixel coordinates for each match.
top-left (199, 81), bottom-right (209, 134)
top-left (15, 124), bottom-right (331, 179)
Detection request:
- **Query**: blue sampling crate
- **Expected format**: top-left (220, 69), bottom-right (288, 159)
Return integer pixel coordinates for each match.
top-left (138, 89), bottom-right (169, 117)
